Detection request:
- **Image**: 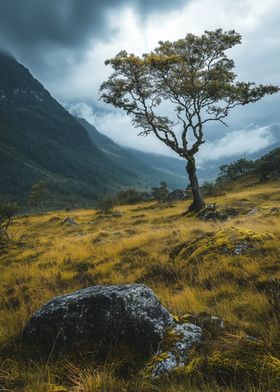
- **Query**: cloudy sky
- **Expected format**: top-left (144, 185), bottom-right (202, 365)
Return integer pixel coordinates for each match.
top-left (0, 0), bottom-right (279, 160)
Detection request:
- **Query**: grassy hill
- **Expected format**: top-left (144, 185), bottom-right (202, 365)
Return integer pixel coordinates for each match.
top-left (0, 178), bottom-right (279, 391)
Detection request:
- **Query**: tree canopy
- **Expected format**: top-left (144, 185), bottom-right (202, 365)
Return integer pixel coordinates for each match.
top-left (100, 29), bottom-right (279, 211)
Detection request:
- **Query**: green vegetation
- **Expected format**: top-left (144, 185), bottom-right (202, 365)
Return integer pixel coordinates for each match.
top-left (0, 178), bottom-right (279, 391)
top-left (217, 149), bottom-right (280, 184)
top-left (0, 200), bottom-right (18, 243)
top-left (115, 188), bottom-right (151, 204)
top-left (97, 195), bottom-right (115, 214)
top-left (151, 181), bottom-right (169, 203)
top-left (0, 53), bottom-right (187, 209)
top-left (28, 180), bottom-right (47, 210)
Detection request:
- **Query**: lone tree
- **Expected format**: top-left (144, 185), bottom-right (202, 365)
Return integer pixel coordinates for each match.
top-left (151, 181), bottom-right (169, 203)
top-left (0, 201), bottom-right (18, 242)
top-left (100, 29), bottom-right (279, 212)
top-left (28, 180), bottom-right (47, 211)
top-left (97, 195), bottom-right (115, 214)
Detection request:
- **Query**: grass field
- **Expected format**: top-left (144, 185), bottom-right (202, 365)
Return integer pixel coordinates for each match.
top-left (0, 179), bottom-right (280, 391)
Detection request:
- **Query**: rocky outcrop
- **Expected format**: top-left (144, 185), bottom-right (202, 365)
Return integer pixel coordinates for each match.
top-left (22, 284), bottom-right (175, 352)
top-left (61, 217), bottom-right (77, 226)
top-left (196, 204), bottom-right (239, 221)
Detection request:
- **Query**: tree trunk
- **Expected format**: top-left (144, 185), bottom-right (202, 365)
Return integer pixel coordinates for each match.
top-left (186, 156), bottom-right (205, 212)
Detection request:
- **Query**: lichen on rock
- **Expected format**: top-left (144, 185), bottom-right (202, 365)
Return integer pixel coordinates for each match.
top-left (176, 227), bottom-right (273, 260)
top-left (148, 323), bottom-right (202, 378)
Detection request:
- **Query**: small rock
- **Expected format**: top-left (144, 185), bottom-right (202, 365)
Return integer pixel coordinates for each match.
top-left (150, 323), bottom-right (202, 377)
top-left (210, 316), bottom-right (225, 329)
top-left (247, 207), bottom-right (258, 216)
top-left (233, 242), bottom-right (251, 255)
top-left (61, 217), bottom-right (77, 226)
top-left (196, 204), bottom-right (228, 221)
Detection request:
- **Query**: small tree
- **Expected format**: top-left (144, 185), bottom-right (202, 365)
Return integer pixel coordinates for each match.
top-left (217, 158), bottom-right (254, 182)
top-left (116, 188), bottom-right (150, 204)
top-left (97, 196), bottom-right (115, 214)
top-left (0, 201), bottom-right (18, 242)
top-left (100, 29), bottom-right (279, 212)
top-left (28, 181), bottom-right (47, 210)
top-left (255, 148), bottom-right (280, 181)
top-left (151, 181), bottom-right (169, 203)
top-left (201, 181), bottom-right (223, 197)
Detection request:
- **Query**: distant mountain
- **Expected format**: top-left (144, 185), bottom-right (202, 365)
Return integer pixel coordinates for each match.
top-left (76, 117), bottom-right (186, 190)
top-left (124, 146), bottom-right (186, 179)
top-left (0, 53), bottom-right (186, 207)
top-left (0, 53), bottom-right (121, 206)
top-left (80, 118), bottom-right (280, 185)
top-left (1, 53), bottom-right (278, 208)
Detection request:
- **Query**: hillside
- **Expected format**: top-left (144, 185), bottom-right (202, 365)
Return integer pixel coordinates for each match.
top-left (0, 54), bottom-right (185, 208)
top-left (124, 146), bottom-right (186, 180)
top-left (76, 117), bottom-right (186, 190)
top-left (0, 178), bottom-right (279, 391)
top-left (0, 53), bottom-right (117, 204)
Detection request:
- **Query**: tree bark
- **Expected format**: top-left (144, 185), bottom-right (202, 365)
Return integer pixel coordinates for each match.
top-left (186, 156), bottom-right (205, 212)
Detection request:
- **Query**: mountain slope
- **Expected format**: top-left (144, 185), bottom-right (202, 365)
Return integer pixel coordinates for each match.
top-left (124, 146), bottom-right (186, 179)
top-left (0, 53), bottom-right (185, 206)
top-left (76, 117), bottom-right (187, 190)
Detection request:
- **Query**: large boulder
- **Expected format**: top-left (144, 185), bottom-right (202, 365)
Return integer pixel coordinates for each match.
top-left (22, 284), bottom-right (175, 352)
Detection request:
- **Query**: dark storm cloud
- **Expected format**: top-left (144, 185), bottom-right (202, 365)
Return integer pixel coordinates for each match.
top-left (0, 0), bottom-right (279, 158)
top-left (0, 0), bottom-right (186, 49)
top-left (0, 0), bottom-right (187, 81)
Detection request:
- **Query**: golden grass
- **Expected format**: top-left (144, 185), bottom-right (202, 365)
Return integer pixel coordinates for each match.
top-left (0, 179), bottom-right (280, 391)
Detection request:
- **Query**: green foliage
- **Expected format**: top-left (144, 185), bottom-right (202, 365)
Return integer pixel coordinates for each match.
top-left (151, 181), bottom-right (169, 203)
top-left (28, 180), bottom-right (47, 209)
top-left (97, 196), bottom-right (115, 214)
top-left (217, 159), bottom-right (254, 182)
top-left (116, 188), bottom-right (151, 205)
top-left (216, 150), bottom-right (280, 184)
top-left (255, 148), bottom-right (280, 181)
top-left (0, 200), bottom-right (18, 242)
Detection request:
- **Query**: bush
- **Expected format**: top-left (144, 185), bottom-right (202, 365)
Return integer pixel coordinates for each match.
top-left (0, 201), bottom-right (18, 242)
top-left (151, 181), bottom-right (169, 203)
top-left (116, 188), bottom-right (151, 205)
top-left (201, 182), bottom-right (224, 197)
top-left (97, 196), bottom-right (115, 214)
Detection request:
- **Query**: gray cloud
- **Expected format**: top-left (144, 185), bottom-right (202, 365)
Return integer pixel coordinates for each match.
top-left (0, 0), bottom-right (187, 85)
top-left (0, 0), bottom-right (186, 51)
